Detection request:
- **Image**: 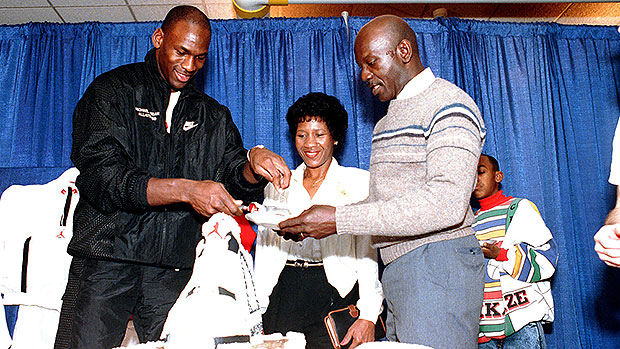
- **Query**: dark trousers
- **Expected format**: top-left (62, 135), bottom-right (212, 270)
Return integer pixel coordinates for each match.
top-left (54, 258), bottom-right (191, 349)
top-left (262, 265), bottom-right (359, 349)
top-left (55, 258), bottom-right (84, 349)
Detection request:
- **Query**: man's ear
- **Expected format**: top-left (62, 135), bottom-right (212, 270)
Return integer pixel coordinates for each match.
top-left (152, 28), bottom-right (164, 49)
top-left (396, 39), bottom-right (413, 64)
top-left (495, 171), bottom-right (504, 184)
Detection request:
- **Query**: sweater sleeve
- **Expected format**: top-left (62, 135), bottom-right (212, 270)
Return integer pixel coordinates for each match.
top-left (336, 103), bottom-right (484, 237)
top-left (501, 199), bottom-right (558, 282)
top-left (70, 76), bottom-right (150, 214)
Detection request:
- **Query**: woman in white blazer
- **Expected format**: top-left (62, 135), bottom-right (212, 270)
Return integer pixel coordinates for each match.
top-left (254, 92), bottom-right (384, 349)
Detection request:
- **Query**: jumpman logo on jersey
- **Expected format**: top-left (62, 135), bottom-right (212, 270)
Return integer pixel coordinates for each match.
top-left (207, 222), bottom-right (223, 238)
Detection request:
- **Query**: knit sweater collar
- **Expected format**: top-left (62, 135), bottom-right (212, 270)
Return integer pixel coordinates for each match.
top-left (478, 190), bottom-right (513, 210)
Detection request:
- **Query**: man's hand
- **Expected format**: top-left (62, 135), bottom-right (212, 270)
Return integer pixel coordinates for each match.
top-left (185, 180), bottom-right (244, 217)
top-left (147, 178), bottom-right (243, 217)
top-left (245, 146), bottom-right (291, 191)
top-left (340, 319), bottom-right (375, 348)
top-left (277, 205), bottom-right (337, 240)
top-left (481, 242), bottom-right (501, 259)
top-left (275, 230), bottom-right (304, 242)
top-left (594, 224), bottom-right (620, 268)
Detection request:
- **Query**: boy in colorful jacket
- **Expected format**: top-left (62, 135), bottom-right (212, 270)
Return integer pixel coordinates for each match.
top-left (472, 154), bottom-right (558, 348)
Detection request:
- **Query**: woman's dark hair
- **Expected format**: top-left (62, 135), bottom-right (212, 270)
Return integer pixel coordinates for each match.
top-left (286, 92), bottom-right (348, 150)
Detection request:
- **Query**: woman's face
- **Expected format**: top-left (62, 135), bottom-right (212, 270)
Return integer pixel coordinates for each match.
top-left (295, 116), bottom-right (335, 171)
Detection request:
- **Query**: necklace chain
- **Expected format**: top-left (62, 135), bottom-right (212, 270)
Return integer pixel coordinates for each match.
top-left (304, 171), bottom-right (326, 187)
top-left (308, 177), bottom-right (325, 187)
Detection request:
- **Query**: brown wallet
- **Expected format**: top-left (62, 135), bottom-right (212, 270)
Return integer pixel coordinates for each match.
top-left (323, 305), bottom-right (386, 349)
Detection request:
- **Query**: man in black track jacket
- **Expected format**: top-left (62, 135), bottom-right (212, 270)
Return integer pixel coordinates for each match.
top-left (54, 5), bottom-right (291, 348)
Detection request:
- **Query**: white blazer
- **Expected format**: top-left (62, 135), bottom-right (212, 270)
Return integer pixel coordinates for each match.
top-left (254, 159), bottom-right (383, 322)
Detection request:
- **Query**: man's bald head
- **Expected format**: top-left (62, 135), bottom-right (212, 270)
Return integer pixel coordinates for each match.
top-left (359, 15), bottom-right (418, 53)
top-left (354, 15), bottom-right (424, 102)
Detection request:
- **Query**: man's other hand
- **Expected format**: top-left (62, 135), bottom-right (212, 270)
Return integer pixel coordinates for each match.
top-left (246, 146), bottom-right (291, 191)
top-left (594, 224), bottom-right (620, 268)
top-left (278, 205), bottom-right (337, 240)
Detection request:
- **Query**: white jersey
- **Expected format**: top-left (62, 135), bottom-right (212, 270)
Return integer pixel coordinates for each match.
top-left (0, 167), bottom-right (79, 349)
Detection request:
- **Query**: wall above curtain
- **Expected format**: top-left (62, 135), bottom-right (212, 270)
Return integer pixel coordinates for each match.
top-left (0, 16), bottom-right (619, 347)
top-left (2, 1), bottom-right (620, 26)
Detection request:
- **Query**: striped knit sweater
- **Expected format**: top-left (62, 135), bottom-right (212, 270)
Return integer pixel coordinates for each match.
top-left (473, 191), bottom-right (558, 342)
top-left (335, 78), bottom-right (486, 264)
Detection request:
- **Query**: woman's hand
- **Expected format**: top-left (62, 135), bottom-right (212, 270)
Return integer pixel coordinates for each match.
top-left (340, 319), bottom-right (375, 348)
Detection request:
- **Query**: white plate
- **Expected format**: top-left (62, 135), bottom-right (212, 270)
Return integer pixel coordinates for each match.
top-left (245, 211), bottom-right (291, 230)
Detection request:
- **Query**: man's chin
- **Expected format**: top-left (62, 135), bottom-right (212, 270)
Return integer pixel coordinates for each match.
top-left (373, 88), bottom-right (393, 102)
top-left (170, 81), bottom-right (188, 91)
top-left (376, 94), bottom-right (391, 102)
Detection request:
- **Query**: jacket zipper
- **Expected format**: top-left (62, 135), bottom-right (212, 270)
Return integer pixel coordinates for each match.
top-left (159, 93), bottom-right (175, 265)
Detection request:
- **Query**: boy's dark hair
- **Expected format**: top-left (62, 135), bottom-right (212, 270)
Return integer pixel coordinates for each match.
top-left (481, 153), bottom-right (500, 172)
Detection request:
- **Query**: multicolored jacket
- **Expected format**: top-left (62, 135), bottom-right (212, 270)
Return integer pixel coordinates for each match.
top-left (473, 191), bottom-right (558, 343)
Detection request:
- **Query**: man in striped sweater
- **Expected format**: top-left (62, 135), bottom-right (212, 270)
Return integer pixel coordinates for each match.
top-left (472, 154), bottom-right (558, 348)
top-left (279, 15), bottom-right (486, 348)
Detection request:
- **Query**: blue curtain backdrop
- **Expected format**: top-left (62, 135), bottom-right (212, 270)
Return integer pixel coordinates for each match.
top-left (0, 16), bottom-right (619, 347)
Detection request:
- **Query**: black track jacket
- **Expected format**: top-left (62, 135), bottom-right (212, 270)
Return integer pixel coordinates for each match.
top-left (68, 49), bottom-right (265, 269)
